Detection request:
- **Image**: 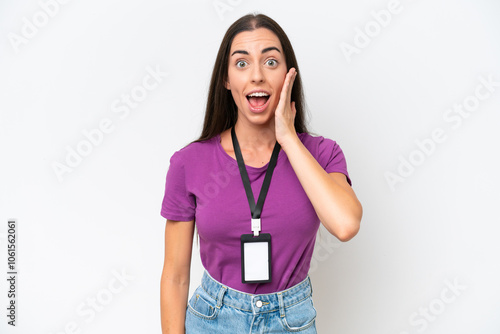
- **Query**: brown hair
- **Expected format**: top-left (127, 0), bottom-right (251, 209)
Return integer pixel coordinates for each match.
top-left (195, 13), bottom-right (308, 142)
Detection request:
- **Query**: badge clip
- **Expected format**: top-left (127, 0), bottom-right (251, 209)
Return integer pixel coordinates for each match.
top-left (251, 218), bottom-right (261, 236)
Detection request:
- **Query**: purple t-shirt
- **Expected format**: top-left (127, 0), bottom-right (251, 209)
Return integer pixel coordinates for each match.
top-left (161, 132), bottom-right (351, 294)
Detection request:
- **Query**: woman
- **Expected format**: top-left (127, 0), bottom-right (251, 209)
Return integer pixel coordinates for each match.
top-left (160, 13), bottom-right (362, 333)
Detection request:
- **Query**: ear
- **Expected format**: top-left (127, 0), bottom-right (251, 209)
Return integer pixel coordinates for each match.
top-left (225, 81), bottom-right (231, 90)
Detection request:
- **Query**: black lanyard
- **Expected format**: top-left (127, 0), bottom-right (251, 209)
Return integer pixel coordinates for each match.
top-left (231, 127), bottom-right (281, 224)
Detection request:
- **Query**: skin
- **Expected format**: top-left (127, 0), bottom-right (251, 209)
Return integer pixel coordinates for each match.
top-left (160, 27), bottom-right (363, 334)
top-left (221, 28), bottom-right (362, 241)
top-left (225, 28), bottom-right (287, 140)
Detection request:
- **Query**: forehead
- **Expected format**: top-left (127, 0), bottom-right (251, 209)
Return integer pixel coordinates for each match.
top-left (230, 28), bottom-right (283, 53)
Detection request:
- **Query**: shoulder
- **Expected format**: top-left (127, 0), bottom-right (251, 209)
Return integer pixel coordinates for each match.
top-left (297, 132), bottom-right (341, 155)
top-left (169, 136), bottom-right (219, 166)
top-left (297, 132), bottom-right (349, 179)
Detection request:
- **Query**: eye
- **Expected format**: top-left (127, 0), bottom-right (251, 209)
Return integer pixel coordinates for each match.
top-left (236, 60), bottom-right (248, 68)
top-left (266, 59), bottom-right (278, 67)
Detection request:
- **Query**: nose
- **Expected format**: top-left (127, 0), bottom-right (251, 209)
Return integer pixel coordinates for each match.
top-left (250, 64), bottom-right (265, 83)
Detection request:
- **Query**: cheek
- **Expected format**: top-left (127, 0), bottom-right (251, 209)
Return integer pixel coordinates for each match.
top-left (271, 81), bottom-right (285, 101)
top-left (228, 70), bottom-right (245, 93)
top-left (273, 71), bottom-right (287, 93)
top-left (229, 87), bottom-right (246, 110)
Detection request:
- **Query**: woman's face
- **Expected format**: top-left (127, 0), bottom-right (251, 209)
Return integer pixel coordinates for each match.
top-left (226, 28), bottom-right (287, 127)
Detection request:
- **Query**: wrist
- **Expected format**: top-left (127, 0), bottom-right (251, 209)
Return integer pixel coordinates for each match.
top-left (278, 132), bottom-right (301, 152)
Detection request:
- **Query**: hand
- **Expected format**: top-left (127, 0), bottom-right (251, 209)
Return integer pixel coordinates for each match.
top-left (275, 67), bottom-right (298, 147)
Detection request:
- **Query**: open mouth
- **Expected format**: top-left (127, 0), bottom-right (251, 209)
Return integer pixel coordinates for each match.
top-left (246, 91), bottom-right (270, 111)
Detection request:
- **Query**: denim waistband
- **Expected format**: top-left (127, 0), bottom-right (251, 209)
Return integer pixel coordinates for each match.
top-left (200, 270), bottom-right (313, 315)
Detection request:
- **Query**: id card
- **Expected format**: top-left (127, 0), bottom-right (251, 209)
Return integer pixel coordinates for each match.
top-left (240, 233), bottom-right (272, 283)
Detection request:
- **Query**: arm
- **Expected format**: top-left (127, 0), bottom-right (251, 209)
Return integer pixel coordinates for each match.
top-left (275, 68), bottom-right (362, 241)
top-left (281, 136), bottom-right (362, 241)
top-left (160, 219), bottom-right (195, 333)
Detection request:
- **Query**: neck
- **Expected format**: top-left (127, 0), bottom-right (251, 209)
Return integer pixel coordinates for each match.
top-left (233, 119), bottom-right (276, 150)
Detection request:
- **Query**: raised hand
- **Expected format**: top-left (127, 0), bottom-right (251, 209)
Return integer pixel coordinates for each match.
top-left (274, 67), bottom-right (298, 146)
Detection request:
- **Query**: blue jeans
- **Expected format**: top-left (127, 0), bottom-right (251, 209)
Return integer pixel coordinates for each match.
top-left (185, 270), bottom-right (317, 333)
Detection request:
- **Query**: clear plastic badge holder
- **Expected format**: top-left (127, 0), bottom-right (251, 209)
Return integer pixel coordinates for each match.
top-left (241, 232), bottom-right (272, 283)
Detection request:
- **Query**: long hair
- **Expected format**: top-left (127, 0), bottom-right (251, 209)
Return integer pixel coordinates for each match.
top-left (195, 13), bottom-right (308, 142)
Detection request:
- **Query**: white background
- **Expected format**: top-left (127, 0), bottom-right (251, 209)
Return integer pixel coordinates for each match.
top-left (1, 0), bottom-right (499, 333)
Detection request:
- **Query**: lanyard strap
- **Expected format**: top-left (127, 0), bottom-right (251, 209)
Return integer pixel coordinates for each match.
top-left (231, 127), bottom-right (281, 236)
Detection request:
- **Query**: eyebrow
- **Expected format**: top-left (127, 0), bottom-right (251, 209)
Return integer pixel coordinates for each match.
top-left (231, 46), bottom-right (281, 57)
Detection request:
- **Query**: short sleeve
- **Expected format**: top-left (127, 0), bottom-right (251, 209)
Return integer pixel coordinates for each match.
top-left (316, 136), bottom-right (352, 186)
top-left (160, 151), bottom-right (196, 221)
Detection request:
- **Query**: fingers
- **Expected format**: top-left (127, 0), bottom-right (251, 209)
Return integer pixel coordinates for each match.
top-left (286, 68), bottom-right (297, 98)
top-left (280, 68), bottom-right (297, 106)
top-left (275, 70), bottom-right (298, 140)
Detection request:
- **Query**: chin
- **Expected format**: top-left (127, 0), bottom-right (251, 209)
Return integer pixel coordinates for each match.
top-left (239, 106), bottom-right (275, 126)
